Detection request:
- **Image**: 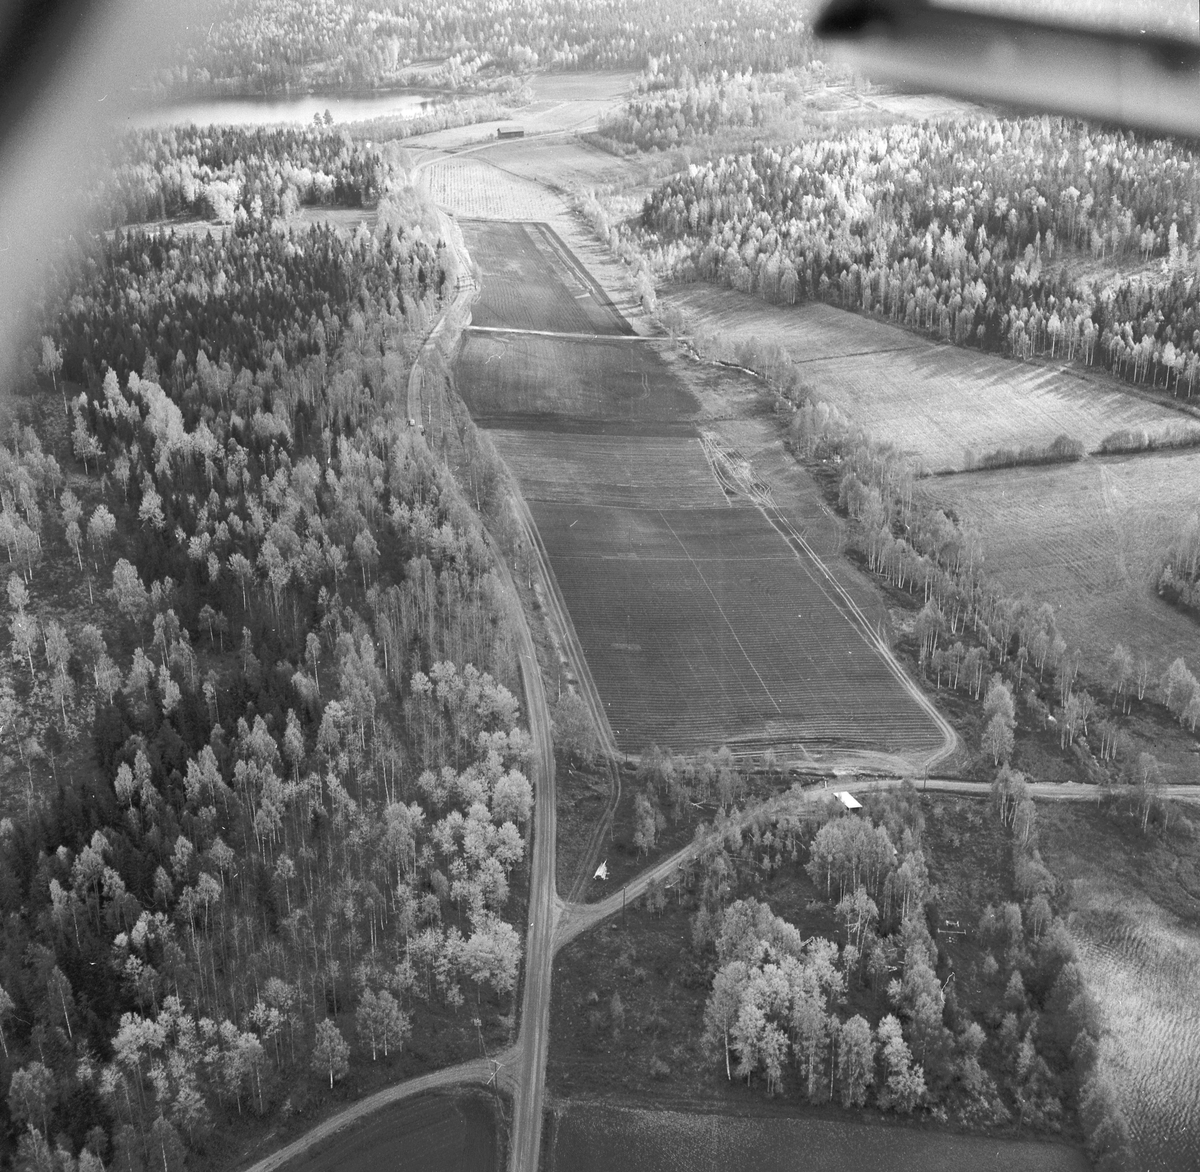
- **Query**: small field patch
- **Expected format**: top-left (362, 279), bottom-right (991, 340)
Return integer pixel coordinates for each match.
top-left (922, 452), bottom-right (1200, 674)
top-left (472, 137), bottom-right (643, 194)
top-left (460, 220), bottom-right (630, 335)
top-left (423, 155), bottom-right (563, 220)
top-left (456, 334), bottom-right (696, 424)
top-left (487, 430), bottom-right (728, 510)
top-left (666, 288), bottom-right (1187, 472)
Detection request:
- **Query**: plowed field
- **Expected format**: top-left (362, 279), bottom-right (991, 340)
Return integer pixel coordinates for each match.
top-left (278, 1093), bottom-right (496, 1172)
top-left (423, 155), bottom-right (563, 220)
top-left (456, 334), bottom-right (695, 426)
top-left (461, 221), bottom-right (630, 336)
top-left (487, 430), bottom-right (727, 509)
top-left (456, 220), bottom-right (948, 765)
top-left (532, 499), bottom-right (940, 756)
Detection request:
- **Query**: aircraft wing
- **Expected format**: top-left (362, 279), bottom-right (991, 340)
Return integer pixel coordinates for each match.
top-left (815, 0), bottom-right (1200, 138)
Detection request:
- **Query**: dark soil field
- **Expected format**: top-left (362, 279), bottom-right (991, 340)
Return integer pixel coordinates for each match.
top-left (455, 334), bottom-right (695, 426)
top-left (454, 219), bottom-right (947, 767)
top-left (487, 429), bottom-right (726, 509)
top-left (460, 220), bottom-right (630, 336)
top-left (275, 1092), bottom-right (498, 1172)
top-left (544, 1101), bottom-right (1089, 1172)
top-left (532, 499), bottom-right (941, 756)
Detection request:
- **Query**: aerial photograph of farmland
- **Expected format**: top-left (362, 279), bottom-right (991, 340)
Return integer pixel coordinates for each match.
top-left (0, 1), bottom-right (1197, 1171)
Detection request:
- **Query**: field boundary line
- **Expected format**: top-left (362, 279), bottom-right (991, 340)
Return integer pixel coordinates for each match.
top-left (466, 325), bottom-right (656, 341)
top-left (763, 498), bottom-right (958, 771)
top-left (535, 221), bottom-right (636, 335)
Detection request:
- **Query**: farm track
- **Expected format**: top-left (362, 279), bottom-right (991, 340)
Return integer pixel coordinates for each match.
top-left (707, 443), bottom-right (959, 773)
top-left (501, 468), bottom-right (625, 904)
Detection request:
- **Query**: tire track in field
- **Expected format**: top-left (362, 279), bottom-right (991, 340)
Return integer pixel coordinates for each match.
top-left (702, 435), bottom-right (958, 772)
top-left (657, 510), bottom-right (784, 714)
top-left (1097, 461), bottom-right (1133, 586)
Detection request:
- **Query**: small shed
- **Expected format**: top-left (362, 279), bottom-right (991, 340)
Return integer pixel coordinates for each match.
top-left (497, 125), bottom-right (525, 139)
top-left (834, 791), bottom-right (862, 811)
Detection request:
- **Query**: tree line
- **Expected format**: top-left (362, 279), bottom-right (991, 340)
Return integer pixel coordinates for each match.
top-left (0, 141), bottom-right (524, 1170)
top-left (636, 117), bottom-right (1200, 398)
top-left (590, 67), bottom-right (785, 155)
top-left (639, 315), bottom-right (1197, 801)
top-left (153, 0), bottom-right (814, 100)
top-left (88, 124), bottom-right (384, 232)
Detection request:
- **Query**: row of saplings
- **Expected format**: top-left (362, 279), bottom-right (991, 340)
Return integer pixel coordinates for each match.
top-left (681, 785), bottom-right (1121, 1153)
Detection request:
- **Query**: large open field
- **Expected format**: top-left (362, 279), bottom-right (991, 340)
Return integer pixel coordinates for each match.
top-left (921, 452), bottom-right (1200, 676)
top-left (666, 288), bottom-right (1188, 473)
top-left (544, 1101), bottom-right (1089, 1172)
top-left (455, 219), bottom-right (949, 766)
top-left (1038, 804), bottom-right (1200, 1172)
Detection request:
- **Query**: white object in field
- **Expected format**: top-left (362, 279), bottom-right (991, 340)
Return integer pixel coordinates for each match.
top-left (594, 860), bottom-right (609, 881)
top-left (835, 791), bottom-right (863, 811)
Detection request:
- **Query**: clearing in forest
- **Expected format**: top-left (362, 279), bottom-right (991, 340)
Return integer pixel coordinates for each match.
top-left (666, 287), bottom-right (1187, 473)
top-left (922, 452), bottom-right (1200, 673)
top-left (456, 219), bottom-right (948, 764)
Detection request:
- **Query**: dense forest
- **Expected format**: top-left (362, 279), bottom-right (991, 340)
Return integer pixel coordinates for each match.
top-left (590, 67), bottom-right (786, 155)
top-left (88, 124), bottom-right (385, 230)
top-left (635, 117), bottom-right (1200, 396)
top-left (0, 132), bottom-right (528, 1170)
top-left (154, 0), bottom-right (813, 98)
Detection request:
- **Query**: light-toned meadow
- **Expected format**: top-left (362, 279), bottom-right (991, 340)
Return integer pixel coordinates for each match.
top-left (421, 155), bottom-right (565, 220)
top-left (665, 288), bottom-right (1191, 473)
top-left (922, 452), bottom-right (1200, 676)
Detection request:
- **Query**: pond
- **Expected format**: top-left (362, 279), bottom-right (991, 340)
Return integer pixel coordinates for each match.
top-left (127, 90), bottom-right (439, 130)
